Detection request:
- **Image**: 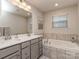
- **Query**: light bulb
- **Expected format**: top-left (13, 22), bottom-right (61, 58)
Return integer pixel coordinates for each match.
top-left (27, 6), bottom-right (31, 9)
top-left (55, 3), bottom-right (59, 7)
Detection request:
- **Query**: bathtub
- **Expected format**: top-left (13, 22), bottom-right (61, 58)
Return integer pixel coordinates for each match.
top-left (43, 39), bottom-right (79, 59)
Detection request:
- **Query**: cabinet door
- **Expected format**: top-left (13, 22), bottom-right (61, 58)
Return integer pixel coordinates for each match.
top-left (31, 43), bottom-right (39, 59)
top-left (22, 46), bottom-right (30, 59)
top-left (4, 52), bottom-right (20, 59)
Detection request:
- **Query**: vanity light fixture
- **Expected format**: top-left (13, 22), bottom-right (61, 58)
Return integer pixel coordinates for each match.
top-left (22, 2), bottom-right (26, 6)
top-left (9, 0), bottom-right (31, 12)
top-left (27, 5), bottom-right (31, 9)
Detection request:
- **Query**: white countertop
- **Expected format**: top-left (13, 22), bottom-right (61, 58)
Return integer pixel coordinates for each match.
top-left (0, 34), bottom-right (42, 49)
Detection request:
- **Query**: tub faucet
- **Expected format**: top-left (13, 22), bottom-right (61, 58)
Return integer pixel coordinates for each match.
top-left (71, 37), bottom-right (76, 43)
top-left (44, 39), bottom-right (49, 44)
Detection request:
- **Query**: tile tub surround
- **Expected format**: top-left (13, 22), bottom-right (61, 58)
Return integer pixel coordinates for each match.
top-left (43, 33), bottom-right (78, 42)
top-left (0, 34), bottom-right (42, 49)
top-left (43, 39), bottom-right (79, 59)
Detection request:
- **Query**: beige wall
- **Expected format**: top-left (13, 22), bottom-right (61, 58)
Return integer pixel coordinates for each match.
top-left (78, 2), bottom-right (79, 33)
top-left (32, 7), bottom-right (44, 34)
top-left (0, 11), bottom-right (28, 35)
top-left (27, 16), bottom-right (32, 33)
top-left (44, 5), bottom-right (78, 34)
top-left (0, 0), bottom-right (1, 15)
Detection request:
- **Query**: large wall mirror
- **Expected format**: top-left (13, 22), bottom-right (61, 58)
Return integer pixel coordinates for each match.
top-left (52, 15), bottom-right (68, 28)
top-left (0, 0), bottom-right (32, 37)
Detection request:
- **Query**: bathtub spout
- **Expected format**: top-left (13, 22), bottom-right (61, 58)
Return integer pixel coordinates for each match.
top-left (71, 37), bottom-right (77, 43)
top-left (44, 39), bottom-right (49, 44)
top-left (46, 39), bottom-right (48, 43)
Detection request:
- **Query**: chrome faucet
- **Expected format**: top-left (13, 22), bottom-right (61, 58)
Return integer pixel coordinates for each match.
top-left (3, 27), bottom-right (11, 40)
top-left (44, 39), bottom-right (48, 44)
top-left (15, 33), bottom-right (19, 39)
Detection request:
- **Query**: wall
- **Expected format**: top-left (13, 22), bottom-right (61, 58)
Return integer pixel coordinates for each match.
top-left (0, 11), bottom-right (28, 35)
top-left (44, 5), bottom-right (78, 34)
top-left (27, 16), bottom-right (32, 33)
top-left (31, 7), bottom-right (44, 34)
top-left (78, 2), bottom-right (79, 33)
top-left (0, 0), bottom-right (1, 15)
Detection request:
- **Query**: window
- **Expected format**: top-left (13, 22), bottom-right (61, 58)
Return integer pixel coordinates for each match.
top-left (52, 15), bottom-right (68, 28)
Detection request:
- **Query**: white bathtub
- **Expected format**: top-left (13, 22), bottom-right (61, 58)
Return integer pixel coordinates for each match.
top-left (43, 39), bottom-right (79, 59)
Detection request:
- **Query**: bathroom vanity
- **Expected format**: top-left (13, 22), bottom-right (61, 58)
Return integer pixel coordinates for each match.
top-left (0, 35), bottom-right (43, 59)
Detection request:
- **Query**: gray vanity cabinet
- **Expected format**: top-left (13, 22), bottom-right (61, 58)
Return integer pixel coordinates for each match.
top-left (22, 41), bottom-right (30, 59)
top-left (31, 39), bottom-right (39, 59)
top-left (22, 47), bottom-right (30, 59)
top-left (31, 43), bottom-right (39, 59)
top-left (0, 45), bottom-right (21, 59)
top-left (0, 37), bottom-right (43, 59)
top-left (4, 51), bottom-right (20, 59)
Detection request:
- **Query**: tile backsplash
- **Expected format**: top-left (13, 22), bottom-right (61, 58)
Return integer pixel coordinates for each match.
top-left (43, 33), bottom-right (79, 42)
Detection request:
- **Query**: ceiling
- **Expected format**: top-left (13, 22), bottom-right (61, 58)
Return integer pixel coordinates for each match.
top-left (25, 0), bottom-right (78, 12)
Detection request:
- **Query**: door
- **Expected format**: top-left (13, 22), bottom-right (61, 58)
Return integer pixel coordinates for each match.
top-left (4, 51), bottom-right (20, 59)
top-left (22, 46), bottom-right (30, 59)
top-left (31, 43), bottom-right (39, 59)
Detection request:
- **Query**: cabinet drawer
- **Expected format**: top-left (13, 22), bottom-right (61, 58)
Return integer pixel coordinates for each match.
top-left (22, 41), bottom-right (30, 49)
top-left (31, 39), bottom-right (38, 44)
top-left (0, 45), bottom-right (20, 58)
top-left (4, 51), bottom-right (20, 59)
top-left (38, 38), bottom-right (42, 41)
